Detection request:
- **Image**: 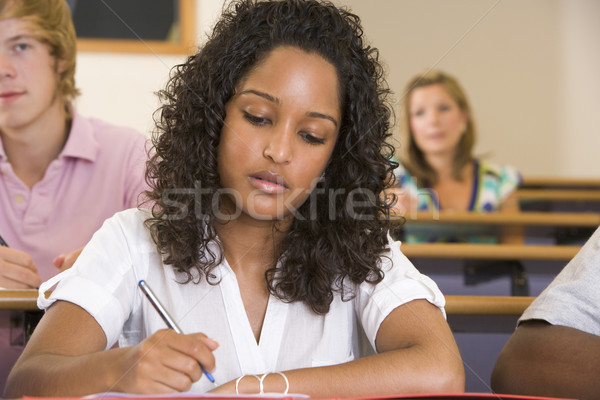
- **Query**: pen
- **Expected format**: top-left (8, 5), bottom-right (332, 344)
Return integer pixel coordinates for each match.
top-left (0, 234), bottom-right (8, 247)
top-left (138, 279), bottom-right (217, 386)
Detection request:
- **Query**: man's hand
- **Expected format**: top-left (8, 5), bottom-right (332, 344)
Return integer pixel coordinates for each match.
top-left (53, 248), bottom-right (84, 273)
top-left (0, 246), bottom-right (41, 288)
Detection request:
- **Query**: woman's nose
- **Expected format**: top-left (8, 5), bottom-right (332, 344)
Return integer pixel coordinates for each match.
top-left (263, 124), bottom-right (293, 164)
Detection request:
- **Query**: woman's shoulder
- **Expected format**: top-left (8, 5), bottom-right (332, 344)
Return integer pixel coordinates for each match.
top-left (478, 160), bottom-right (521, 184)
top-left (392, 162), bottom-right (418, 187)
top-left (476, 160), bottom-right (521, 203)
top-left (110, 207), bottom-right (152, 224)
top-left (101, 208), bottom-right (154, 245)
top-left (359, 232), bottom-right (446, 305)
top-left (392, 159), bottom-right (406, 175)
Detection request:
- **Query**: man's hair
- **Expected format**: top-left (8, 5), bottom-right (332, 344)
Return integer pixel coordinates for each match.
top-left (0, 0), bottom-right (80, 103)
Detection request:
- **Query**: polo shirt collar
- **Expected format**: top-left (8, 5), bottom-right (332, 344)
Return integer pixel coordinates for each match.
top-left (59, 109), bottom-right (99, 162)
top-left (0, 109), bottom-right (100, 163)
top-left (0, 136), bottom-right (6, 161)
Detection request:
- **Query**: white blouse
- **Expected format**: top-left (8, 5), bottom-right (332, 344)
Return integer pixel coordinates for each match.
top-left (39, 208), bottom-right (445, 393)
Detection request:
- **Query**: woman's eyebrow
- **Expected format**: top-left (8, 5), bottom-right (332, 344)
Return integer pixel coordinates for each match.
top-left (240, 89), bottom-right (338, 127)
top-left (307, 111), bottom-right (338, 128)
top-left (239, 89), bottom-right (279, 104)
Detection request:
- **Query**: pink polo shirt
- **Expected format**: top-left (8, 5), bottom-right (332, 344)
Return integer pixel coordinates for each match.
top-left (0, 110), bottom-right (150, 281)
top-left (0, 110), bottom-right (150, 392)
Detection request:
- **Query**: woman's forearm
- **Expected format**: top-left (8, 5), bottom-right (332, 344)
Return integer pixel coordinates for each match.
top-left (5, 347), bottom-right (131, 397)
top-left (215, 344), bottom-right (464, 397)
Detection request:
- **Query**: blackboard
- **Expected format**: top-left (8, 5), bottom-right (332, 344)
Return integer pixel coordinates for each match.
top-left (68, 0), bottom-right (195, 54)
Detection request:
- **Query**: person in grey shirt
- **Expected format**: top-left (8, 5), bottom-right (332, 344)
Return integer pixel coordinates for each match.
top-left (492, 226), bottom-right (600, 400)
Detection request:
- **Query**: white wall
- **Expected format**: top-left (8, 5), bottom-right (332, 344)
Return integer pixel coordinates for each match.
top-left (341, 0), bottom-right (563, 177)
top-left (557, 0), bottom-right (600, 177)
top-left (74, 0), bottom-right (600, 177)
top-left (73, 0), bottom-right (223, 136)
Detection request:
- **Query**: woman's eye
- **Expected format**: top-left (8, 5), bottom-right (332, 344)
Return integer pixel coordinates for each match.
top-left (439, 104), bottom-right (451, 112)
top-left (243, 111), bottom-right (269, 126)
top-left (300, 131), bottom-right (325, 145)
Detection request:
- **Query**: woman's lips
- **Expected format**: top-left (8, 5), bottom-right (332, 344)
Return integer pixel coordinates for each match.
top-left (249, 171), bottom-right (288, 194)
top-left (427, 132), bottom-right (445, 140)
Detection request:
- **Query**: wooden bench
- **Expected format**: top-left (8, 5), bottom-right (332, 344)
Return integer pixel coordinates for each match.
top-left (516, 189), bottom-right (600, 202)
top-left (521, 176), bottom-right (600, 190)
top-left (0, 289), bottom-right (534, 316)
top-left (445, 295), bottom-right (533, 315)
top-left (516, 188), bottom-right (600, 214)
top-left (400, 243), bottom-right (579, 261)
top-left (445, 296), bottom-right (534, 334)
top-left (0, 290), bottom-right (39, 311)
top-left (391, 210), bottom-right (597, 246)
top-left (392, 211), bottom-right (600, 227)
top-left (398, 242), bottom-right (577, 297)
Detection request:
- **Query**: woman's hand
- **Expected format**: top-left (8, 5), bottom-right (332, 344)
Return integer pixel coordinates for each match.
top-left (113, 329), bottom-right (219, 394)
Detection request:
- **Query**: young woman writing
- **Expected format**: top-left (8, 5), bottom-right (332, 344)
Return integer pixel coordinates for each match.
top-left (5, 1), bottom-right (463, 397)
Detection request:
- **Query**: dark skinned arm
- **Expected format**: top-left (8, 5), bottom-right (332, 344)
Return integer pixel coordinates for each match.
top-left (492, 319), bottom-right (600, 400)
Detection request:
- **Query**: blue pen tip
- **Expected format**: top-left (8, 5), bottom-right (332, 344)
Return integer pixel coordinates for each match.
top-left (199, 363), bottom-right (216, 385)
top-left (138, 279), bottom-right (145, 285)
top-left (201, 366), bottom-right (216, 383)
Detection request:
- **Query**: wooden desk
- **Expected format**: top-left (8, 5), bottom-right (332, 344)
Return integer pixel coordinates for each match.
top-left (1, 289), bottom-right (534, 317)
top-left (391, 211), bottom-right (597, 246)
top-left (445, 295), bottom-right (533, 315)
top-left (445, 296), bottom-right (533, 338)
top-left (393, 211), bottom-right (600, 227)
top-left (401, 243), bottom-right (579, 261)
top-left (521, 176), bottom-right (600, 190)
top-left (516, 189), bottom-right (600, 202)
top-left (0, 290), bottom-right (40, 311)
top-left (516, 188), bottom-right (600, 214)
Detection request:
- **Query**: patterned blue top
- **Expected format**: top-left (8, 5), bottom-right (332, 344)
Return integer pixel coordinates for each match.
top-left (394, 160), bottom-right (521, 243)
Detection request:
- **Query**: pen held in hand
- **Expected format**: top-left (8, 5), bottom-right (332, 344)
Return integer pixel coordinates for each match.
top-left (0, 234), bottom-right (9, 247)
top-left (137, 279), bottom-right (217, 386)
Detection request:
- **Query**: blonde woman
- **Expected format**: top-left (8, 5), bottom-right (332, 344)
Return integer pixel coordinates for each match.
top-left (391, 70), bottom-right (522, 243)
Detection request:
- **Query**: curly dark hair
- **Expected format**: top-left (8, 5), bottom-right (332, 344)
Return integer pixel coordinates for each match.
top-left (145, 0), bottom-right (398, 314)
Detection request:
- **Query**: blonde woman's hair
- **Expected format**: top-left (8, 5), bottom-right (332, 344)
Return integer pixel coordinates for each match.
top-left (0, 0), bottom-right (80, 104)
top-left (399, 69), bottom-right (475, 186)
